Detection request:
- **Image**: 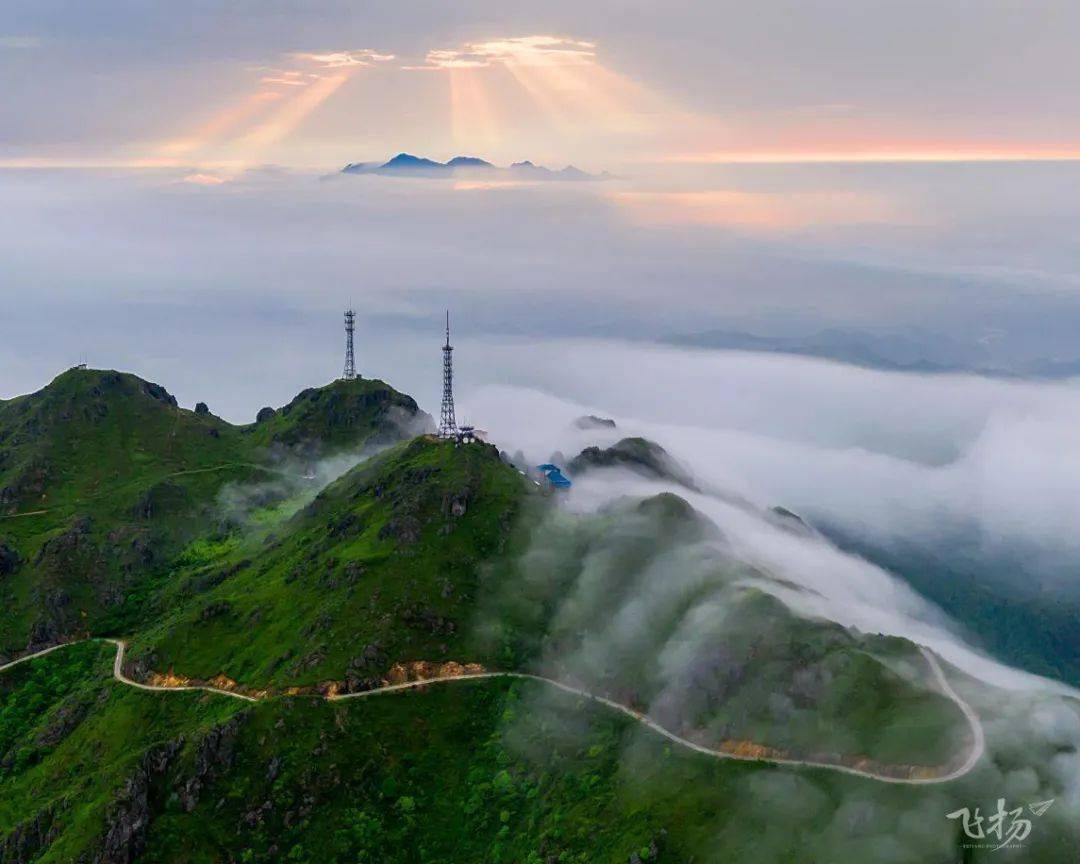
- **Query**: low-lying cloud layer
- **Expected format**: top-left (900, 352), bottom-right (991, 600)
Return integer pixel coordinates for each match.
top-left (464, 339), bottom-right (1080, 587)
top-left (463, 342), bottom-right (1080, 858)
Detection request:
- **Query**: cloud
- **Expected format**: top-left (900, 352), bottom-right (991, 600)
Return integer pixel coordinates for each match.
top-left (405, 35), bottom-right (596, 71)
top-left (290, 49), bottom-right (395, 69)
top-left (608, 188), bottom-right (904, 230)
top-left (260, 76), bottom-right (307, 87)
top-left (178, 172), bottom-right (229, 185)
top-left (469, 351), bottom-right (1080, 853)
top-left (462, 340), bottom-right (1080, 574)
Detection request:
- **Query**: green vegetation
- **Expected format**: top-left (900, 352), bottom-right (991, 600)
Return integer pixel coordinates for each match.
top-left (566, 437), bottom-right (697, 488)
top-left (242, 376), bottom-right (425, 456)
top-left (4, 368), bottom-right (1064, 862)
top-left (482, 492), bottom-right (965, 767)
top-left (0, 643), bottom-right (244, 863)
top-left (127, 436), bottom-right (530, 686)
top-left (0, 368), bottom-right (426, 659)
top-left (3, 645), bottom-right (1075, 863)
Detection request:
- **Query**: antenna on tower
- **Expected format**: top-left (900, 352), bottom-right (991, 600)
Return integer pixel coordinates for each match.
top-left (438, 310), bottom-right (457, 438)
top-left (342, 309), bottom-right (357, 380)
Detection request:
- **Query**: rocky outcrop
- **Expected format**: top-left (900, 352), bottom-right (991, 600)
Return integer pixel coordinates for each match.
top-left (768, 506), bottom-right (812, 535)
top-left (199, 599), bottom-right (233, 621)
top-left (255, 406), bottom-right (277, 423)
top-left (140, 382), bottom-right (177, 408)
top-left (177, 713), bottom-right (249, 812)
top-left (402, 604), bottom-right (456, 636)
top-left (35, 694), bottom-right (93, 748)
top-left (0, 541), bottom-right (21, 576)
top-left (0, 457), bottom-right (52, 509)
top-left (574, 415), bottom-right (617, 430)
top-left (131, 481), bottom-right (189, 521)
top-left (94, 738), bottom-right (184, 864)
top-left (568, 438), bottom-right (698, 490)
top-left (34, 516), bottom-right (93, 565)
top-left (377, 515), bottom-right (422, 547)
top-left (0, 801), bottom-right (65, 864)
top-left (86, 713), bottom-right (250, 862)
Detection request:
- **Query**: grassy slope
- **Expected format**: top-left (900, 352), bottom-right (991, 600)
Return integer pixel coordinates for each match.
top-left (244, 376), bottom-right (426, 456)
top-left (0, 369), bottom-right (424, 658)
top-left (127, 437), bottom-right (530, 687)
top-left (0, 373), bottom-right (1030, 861)
top-left (483, 493), bottom-right (966, 767)
top-left (2, 646), bottom-right (1075, 864)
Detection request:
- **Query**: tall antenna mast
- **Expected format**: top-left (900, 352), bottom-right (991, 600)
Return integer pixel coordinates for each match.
top-left (438, 310), bottom-right (457, 438)
top-left (342, 309), bottom-right (357, 380)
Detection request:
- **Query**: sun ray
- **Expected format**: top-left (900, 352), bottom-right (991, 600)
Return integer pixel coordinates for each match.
top-left (500, 60), bottom-right (578, 132)
top-left (449, 67), bottom-right (501, 151)
top-left (233, 72), bottom-right (350, 153)
top-left (158, 90), bottom-right (283, 157)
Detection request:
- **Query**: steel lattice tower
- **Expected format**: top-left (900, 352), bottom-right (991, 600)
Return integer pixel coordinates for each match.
top-left (342, 309), bottom-right (357, 380)
top-left (438, 311), bottom-right (457, 438)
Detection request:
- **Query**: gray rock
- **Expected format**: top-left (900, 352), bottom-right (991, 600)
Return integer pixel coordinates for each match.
top-left (0, 541), bottom-right (21, 576)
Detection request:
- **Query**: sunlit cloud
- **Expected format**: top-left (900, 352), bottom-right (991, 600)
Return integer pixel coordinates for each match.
top-left (178, 172), bottom-right (229, 185)
top-left (149, 47), bottom-right (395, 170)
top-left (291, 49), bottom-right (395, 68)
top-left (452, 179), bottom-right (537, 191)
top-left (405, 36), bottom-right (596, 71)
top-left (609, 189), bottom-right (904, 231)
top-left (401, 33), bottom-right (679, 157)
top-left (260, 73), bottom-right (307, 87)
top-left (657, 147), bottom-right (1080, 164)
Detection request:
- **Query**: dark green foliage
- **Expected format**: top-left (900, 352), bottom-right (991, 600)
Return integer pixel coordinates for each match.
top-left (0, 368), bottom-right (424, 660)
top-left (245, 377), bottom-right (428, 458)
top-left (127, 436), bottom-right (530, 686)
top-left (567, 437), bottom-right (697, 489)
top-left (4, 368), bottom-right (1070, 863)
top-left (482, 493), bottom-right (966, 766)
top-left (3, 648), bottom-right (1072, 864)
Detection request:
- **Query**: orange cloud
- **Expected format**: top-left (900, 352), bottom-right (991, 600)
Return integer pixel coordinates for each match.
top-left (406, 36), bottom-right (595, 71)
top-left (179, 172), bottom-right (229, 185)
top-left (657, 148), bottom-right (1080, 164)
top-left (610, 189), bottom-right (904, 231)
top-left (291, 49), bottom-right (395, 68)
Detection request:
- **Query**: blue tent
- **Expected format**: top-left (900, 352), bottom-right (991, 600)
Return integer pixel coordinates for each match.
top-left (537, 464), bottom-right (572, 489)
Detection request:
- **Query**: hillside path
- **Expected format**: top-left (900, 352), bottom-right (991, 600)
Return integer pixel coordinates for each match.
top-left (0, 639), bottom-right (983, 786)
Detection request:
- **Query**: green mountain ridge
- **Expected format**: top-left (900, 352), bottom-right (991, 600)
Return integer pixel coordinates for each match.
top-left (0, 368), bottom-right (426, 658)
top-left (126, 436), bottom-right (530, 688)
top-left (1, 366), bottom-right (1074, 863)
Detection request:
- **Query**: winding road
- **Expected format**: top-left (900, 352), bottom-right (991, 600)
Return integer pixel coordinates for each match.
top-left (0, 639), bottom-right (984, 786)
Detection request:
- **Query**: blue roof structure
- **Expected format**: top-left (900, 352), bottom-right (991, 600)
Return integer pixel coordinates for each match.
top-left (537, 464), bottom-right (572, 489)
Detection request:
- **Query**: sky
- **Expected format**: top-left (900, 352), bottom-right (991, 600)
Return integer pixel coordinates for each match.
top-left (3, 5), bottom-right (1080, 844)
top-left (3, 1), bottom-right (1080, 170)
top-left (3, 0), bottom-right (1079, 377)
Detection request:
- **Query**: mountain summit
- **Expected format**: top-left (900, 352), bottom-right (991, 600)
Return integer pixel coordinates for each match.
top-left (341, 153), bottom-right (607, 181)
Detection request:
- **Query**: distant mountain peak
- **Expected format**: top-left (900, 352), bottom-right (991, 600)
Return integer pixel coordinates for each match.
top-left (382, 153), bottom-right (444, 170)
top-left (446, 156), bottom-right (494, 168)
top-left (341, 153), bottom-right (606, 182)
